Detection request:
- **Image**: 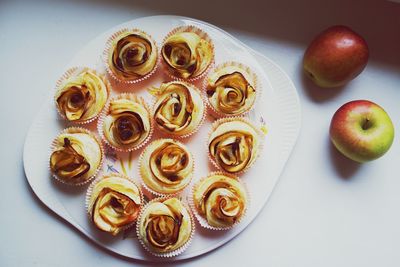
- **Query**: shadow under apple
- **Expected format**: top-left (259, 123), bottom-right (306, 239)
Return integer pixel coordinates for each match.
top-left (327, 136), bottom-right (361, 180)
top-left (299, 60), bottom-right (347, 103)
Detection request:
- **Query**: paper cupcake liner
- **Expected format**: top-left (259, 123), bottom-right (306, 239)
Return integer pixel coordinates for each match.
top-left (97, 93), bottom-right (154, 152)
top-left (161, 25), bottom-right (215, 82)
top-left (103, 28), bottom-right (159, 86)
top-left (54, 67), bottom-right (111, 125)
top-left (206, 117), bottom-right (264, 175)
top-left (203, 61), bottom-right (261, 118)
top-left (49, 127), bottom-right (104, 186)
top-left (136, 196), bottom-right (195, 257)
top-left (151, 80), bottom-right (206, 139)
top-left (85, 172), bottom-right (144, 235)
top-left (137, 138), bottom-right (195, 197)
top-left (189, 171), bottom-right (250, 230)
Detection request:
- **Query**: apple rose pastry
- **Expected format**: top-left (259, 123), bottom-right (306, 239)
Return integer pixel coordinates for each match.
top-left (152, 81), bottom-right (205, 137)
top-left (208, 118), bottom-right (261, 174)
top-left (106, 29), bottom-right (158, 82)
top-left (49, 128), bottom-right (103, 185)
top-left (139, 139), bottom-right (194, 195)
top-left (192, 172), bottom-right (248, 229)
top-left (55, 67), bottom-right (109, 123)
top-left (161, 26), bottom-right (213, 80)
top-left (137, 197), bottom-right (193, 256)
top-left (87, 174), bottom-right (143, 235)
top-left (100, 94), bottom-right (152, 151)
top-left (206, 62), bottom-right (257, 116)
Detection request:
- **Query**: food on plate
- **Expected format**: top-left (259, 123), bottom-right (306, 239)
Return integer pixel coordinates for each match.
top-left (106, 29), bottom-right (158, 82)
top-left (205, 62), bottom-right (257, 116)
top-left (208, 118), bottom-right (262, 174)
top-left (55, 67), bottom-right (110, 123)
top-left (139, 139), bottom-right (194, 195)
top-left (137, 197), bottom-right (193, 256)
top-left (152, 81), bottom-right (205, 137)
top-left (49, 127), bottom-right (103, 185)
top-left (87, 173), bottom-right (143, 235)
top-left (192, 172), bottom-right (248, 229)
top-left (161, 26), bottom-right (213, 80)
top-left (100, 93), bottom-right (152, 151)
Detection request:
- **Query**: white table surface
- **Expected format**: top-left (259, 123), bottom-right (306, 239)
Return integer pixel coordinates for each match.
top-left (1, 0), bottom-right (400, 266)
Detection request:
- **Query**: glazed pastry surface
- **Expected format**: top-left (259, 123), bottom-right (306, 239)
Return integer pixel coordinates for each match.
top-left (50, 132), bottom-right (102, 184)
top-left (140, 139), bottom-right (193, 194)
top-left (153, 81), bottom-right (204, 136)
top-left (208, 120), bottom-right (260, 173)
top-left (109, 31), bottom-right (157, 80)
top-left (102, 96), bottom-right (151, 150)
top-left (193, 173), bottom-right (247, 228)
top-left (206, 65), bottom-right (256, 115)
top-left (138, 198), bottom-right (192, 253)
top-left (88, 175), bottom-right (142, 235)
top-left (55, 69), bottom-right (109, 122)
top-left (162, 31), bottom-right (213, 79)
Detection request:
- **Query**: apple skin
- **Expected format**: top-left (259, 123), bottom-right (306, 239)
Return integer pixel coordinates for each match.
top-left (330, 100), bottom-right (394, 163)
top-left (303, 25), bottom-right (369, 88)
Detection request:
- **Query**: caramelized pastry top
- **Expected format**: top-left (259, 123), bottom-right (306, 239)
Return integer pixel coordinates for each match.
top-left (55, 69), bottom-right (109, 123)
top-left (152, 81), bottom-right (204, 137)
top-left (193, 173), bottom-right (247, 228)
top-left (206, 65), bottom-right (256, 115)
top-left (138, 198), bottom-right (192, 253)
top-left (50, 131), bottom-right (102, 184)
top-left (108, 30), bottom-right (157, 80)
top-left (140, 139), bottom-right (193, 194)
top-left (162, 31), bottom-right (213, 79)
top-left (102, 95), bottom-right (151, 150)
top-left (208, 119), bottom-right (260, 174)
top-left (88, 174), bottom-right (142, 235)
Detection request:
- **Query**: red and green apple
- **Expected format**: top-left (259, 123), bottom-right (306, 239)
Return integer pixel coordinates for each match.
top-left (330, 100), bottom-right (394, 163)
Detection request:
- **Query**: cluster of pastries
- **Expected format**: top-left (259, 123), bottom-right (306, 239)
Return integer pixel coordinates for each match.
top-left (49, 24), bottom-right (264, 257)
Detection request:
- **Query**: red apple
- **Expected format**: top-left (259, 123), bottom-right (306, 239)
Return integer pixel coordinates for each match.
top-left (303, 25), bottom-right (369, 88)
top-left (330, 100), bottom-right (394, 163)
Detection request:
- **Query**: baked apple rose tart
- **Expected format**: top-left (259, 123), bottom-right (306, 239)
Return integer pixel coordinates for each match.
top-left (152, 81), bottom-right (205, 137)
top-left (87, 174), bottom-right (143, 235)
top-left (106, 29), bottom-right (158, 82)
top-left (139, 139), bottom-right (194, 195)
top-left (55, 67), bottom-right (110, 123)
top-left (205, 62), bottom-right (257, 116)
top-left (161, 26), bottom-right (213, 80)
top-left (49, 127), bottom-right (103, 185)
top-left (137, 197), bottom-right (193, 256)
top-left (100, 94), bottom-right (152, 151)
top-left (192, 172), bottom-right (248, 229)
top-left (208, 118), bottom-right (262, 174)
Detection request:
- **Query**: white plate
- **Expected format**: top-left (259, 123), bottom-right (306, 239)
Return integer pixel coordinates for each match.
top-left (23, 15), bottom-right (301, 261)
